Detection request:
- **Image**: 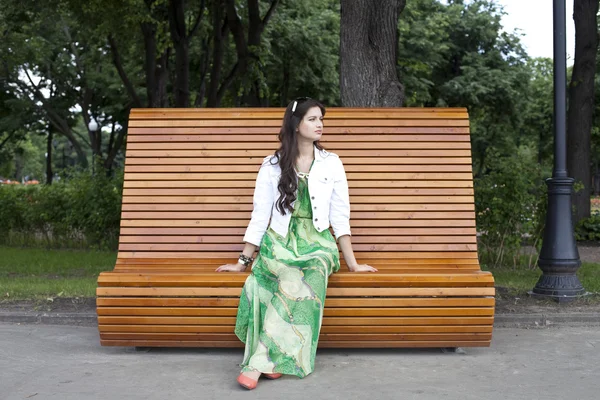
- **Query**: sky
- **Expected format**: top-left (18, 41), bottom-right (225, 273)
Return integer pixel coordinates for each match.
top-left (496, 0), bottom-right (576, 62)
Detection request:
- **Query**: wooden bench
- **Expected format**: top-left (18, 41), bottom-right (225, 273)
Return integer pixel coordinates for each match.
top-left (97, 108), bottom-right (495, 348)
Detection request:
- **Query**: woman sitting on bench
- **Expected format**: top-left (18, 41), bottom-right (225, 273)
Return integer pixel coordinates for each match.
top-left (216, 97), bottom-right (377, 389)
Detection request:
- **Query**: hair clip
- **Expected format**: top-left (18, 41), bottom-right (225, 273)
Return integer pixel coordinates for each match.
top-left (292, 101), bottom-right (298, 113)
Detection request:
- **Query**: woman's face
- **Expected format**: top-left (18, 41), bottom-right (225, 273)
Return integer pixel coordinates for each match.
top-left (297, 106), bottom-right (323, 142)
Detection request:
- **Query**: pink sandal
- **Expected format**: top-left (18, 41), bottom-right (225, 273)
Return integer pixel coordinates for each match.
top-left (237, 373), bottom-right (259, 390)
top-left (263, 373), bottom-right (282, 380)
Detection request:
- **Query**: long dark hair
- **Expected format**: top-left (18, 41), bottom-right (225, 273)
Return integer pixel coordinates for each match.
top-left (272, 97), bottom-right (326, 215)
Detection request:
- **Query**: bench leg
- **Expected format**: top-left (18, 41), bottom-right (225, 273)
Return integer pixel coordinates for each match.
top-left (441, 347), bottom-right (466, 354)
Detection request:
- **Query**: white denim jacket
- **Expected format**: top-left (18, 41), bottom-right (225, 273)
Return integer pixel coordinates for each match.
top-left (242, 146), bottom-right (351, 247)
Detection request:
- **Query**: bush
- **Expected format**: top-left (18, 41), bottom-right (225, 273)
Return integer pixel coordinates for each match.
top-left (0, 169), bottom-right (123, 250)
top-left (576, 211), bottom-right (600, 241)
top-left (474, 147), bottom-right (545, 268)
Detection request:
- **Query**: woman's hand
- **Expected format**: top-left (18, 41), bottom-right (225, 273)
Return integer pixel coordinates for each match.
top-left (215, 262), bottom-right (247, 272)
top-left (347, 263), bottom-right (378, 272)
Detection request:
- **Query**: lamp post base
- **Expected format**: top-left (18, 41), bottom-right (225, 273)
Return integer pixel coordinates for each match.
top-left (532, 177), bottom-right (585, 303)
top-left (530, 273), bottom-right (585, 303)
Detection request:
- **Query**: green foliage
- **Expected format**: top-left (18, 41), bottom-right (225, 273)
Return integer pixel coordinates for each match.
top-left (399, 0), bottom-right (532, 176)
top-left (0, 0), bottom-right (598, 258)
top-left (262, 0), bottom-right (341, 105)
top-left (0, 170), bottom-right (123, 250)
top-left (475, 147), bottom-right (545, 268)
top-left (521, 58), bottom-right (554, 171)
top-left (575, 212), bottom-right (600, 241)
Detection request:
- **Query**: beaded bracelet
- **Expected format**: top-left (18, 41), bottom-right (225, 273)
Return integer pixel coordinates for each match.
top-left (238, 253), bottom-right (254, 267)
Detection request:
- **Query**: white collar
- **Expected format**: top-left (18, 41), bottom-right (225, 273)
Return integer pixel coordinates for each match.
top-left (314, 145), bottom-right (329, 162)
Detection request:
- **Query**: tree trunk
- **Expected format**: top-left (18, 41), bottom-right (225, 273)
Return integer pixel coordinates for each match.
top-left (280, 56), bottom-right (290, 106)
top-left (141, 0), bottom-right (170, 108)
top-left (207, 0), bottom-right (228, 107)
top-left (169, 0), bottom-right (189, 107)
top-left (108, 35), bottom-right (143, 108)
top-left (155, 50), bottom-right (170, 107)
top-left (104, 120), bottom-right (127, 172)
top-left (212, 0), bottom-right (278, 107)
top-left (141, 21), bottom-right (159, 107)
top-left (46, 128), bottom-right (53, 185)
top-left (196, 37), bottom-right (211, 106)
top-left (567, 0), bottom-right (599, 223)
top-left (340, 0), bottom-right (406, 107)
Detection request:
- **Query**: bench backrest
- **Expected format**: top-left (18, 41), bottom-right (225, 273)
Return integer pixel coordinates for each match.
top-left (118, 108), bottom-right (479, 270)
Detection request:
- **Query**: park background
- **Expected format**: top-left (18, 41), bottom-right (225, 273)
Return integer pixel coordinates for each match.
top-left (0, 0), bottom-right (598, 305)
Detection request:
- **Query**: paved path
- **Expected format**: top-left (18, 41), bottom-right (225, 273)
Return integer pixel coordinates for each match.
top-left (1, 323), bottom-right (598, 400)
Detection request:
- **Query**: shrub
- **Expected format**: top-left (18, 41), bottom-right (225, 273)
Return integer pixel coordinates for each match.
top-left (0, 169), bottom-right (123, 250)
top-left (474, 148), bottom-right (545, 268)
top-left (575, 211), bottom-right (600, 242)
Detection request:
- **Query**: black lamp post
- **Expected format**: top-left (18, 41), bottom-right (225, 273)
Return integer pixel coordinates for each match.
top-left (532, 0), bottom-right (585, 301)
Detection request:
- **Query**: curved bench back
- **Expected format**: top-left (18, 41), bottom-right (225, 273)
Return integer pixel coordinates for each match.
top-left (118, 108), bottom-right (478, 270)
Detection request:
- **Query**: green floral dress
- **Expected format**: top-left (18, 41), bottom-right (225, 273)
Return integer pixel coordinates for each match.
top-left (234, 172), bottom-right (340, 378)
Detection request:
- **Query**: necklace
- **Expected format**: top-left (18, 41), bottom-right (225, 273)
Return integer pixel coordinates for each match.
top-left (295, 159), bottom-right (315, 177)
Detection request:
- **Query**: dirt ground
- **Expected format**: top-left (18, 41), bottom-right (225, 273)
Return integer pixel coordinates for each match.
top-left (578, 243), bottom-right (600, 263)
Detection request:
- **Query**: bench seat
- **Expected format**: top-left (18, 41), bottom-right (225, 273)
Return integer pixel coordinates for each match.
top-left (97, 108), bottom-right (495, 348)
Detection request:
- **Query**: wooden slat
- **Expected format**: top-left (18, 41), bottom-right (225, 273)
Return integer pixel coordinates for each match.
top-left (119, 220), bottom-right (476, 229)
top-left (127, 127), bottom-right (472, 135)
top-left (121, 195), bottom-right (475, 204)
top-left (114, 251), bottom-right (480, 260)
top-left (126, 142), bottom-right (472, 150)
top-left (128, 119), bottom-right (470, 128)
top-left (124, 164), bottom-right (474, 173)
top-left (123, 181), bottom-right (474, 189)
top-left (99, 332), bottom-right (490, 342)
top-left (124, 164), bottom-right (475, 173)
top-left (98, 324), bottom-right (493, 334)
top-left (127, 134), bottom-right (471, 143)
top-left (125, 157), bottom-right (475, 165)
top-left (118, 235), bottom-right (477, 244)
top-left (97, 307), bottom-right (494, 317)
top-left (100, 340), bottom-right (490, 348)
top-left (129, 108), bottom-right (468, 120)
top-left (118, 227), bottom-right (478, 236)
top-left (97, 315), bottom-right (494, 326)
top-left (120, 203), bottom-right (475, 212)
top-left (98, 272), bottom-right (493, 287)
top-left (123, 188), bottom-right (477, 196)
top-left (96, 297), bottom-right (494, 308)
top-left (118, 243), bottom-right (478, 252)
top-left (110, 263), bottom-right (482, 270)
top-left (123, 172), bottom-right (473, 180)
top-left (97, 287), bottom-right (494, 297)
top-left (122, 188), bottom-right (475, 196)
top-left (111, 267), bottom-right (482, 273)
top-left (119, 211), bottom-right (475, 220)
top-left (114, 257), bottom-right (481, 265)
top-left (126, 149), bottom-right (472, 158)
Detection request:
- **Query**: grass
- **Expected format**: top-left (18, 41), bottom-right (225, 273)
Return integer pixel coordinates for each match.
top-left (483, 262), bottom-right (600, 295)
top-left (0, 245), bottom-right (598, 301)
top-left (0, 246), bottom-right (116, 300)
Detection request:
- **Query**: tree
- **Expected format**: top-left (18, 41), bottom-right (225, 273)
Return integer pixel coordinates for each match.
top-left (340, 0), bottom-right (406, 106)
top-left (397, 0), bottom-right (531, 176)
top-left (567, 0), bottom-right (599, 223)
top-left (209, 0), bottom-right (279, 107)
top-left (0, 0), bottom-right (136, 173)
top-left (262, 0), bottom-right (341, 106)
top-left (169, 0), bottom-right (207, 107)
top-left (521, 59), bottom-right (554, 169)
